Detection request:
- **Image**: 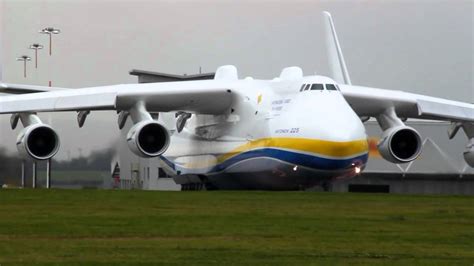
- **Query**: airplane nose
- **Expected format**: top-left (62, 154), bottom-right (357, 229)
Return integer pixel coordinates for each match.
top-left (295, 93), bottom-right (367, 142)
top-left (318, 114), bottom-right (367, 143)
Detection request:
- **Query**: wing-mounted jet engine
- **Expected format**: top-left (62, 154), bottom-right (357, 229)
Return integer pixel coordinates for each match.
top-left (119, 101), bottom-right (170, 158)
top-left (375, 107), bottom-right (422, 163)
top-left (448, 122), bottom-right (474, 167)
top-left (12, 113), bottom-right (60, 160)
top-left (464, 138), bottom-right (474, 167)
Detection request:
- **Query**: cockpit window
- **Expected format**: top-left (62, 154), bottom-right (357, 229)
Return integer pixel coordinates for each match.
top-left (310, 84), bottom-right (324, 91)
top-left (326, 84), bottom-right (338, 91)
top-left (300, 83), bottom-right (336, 92)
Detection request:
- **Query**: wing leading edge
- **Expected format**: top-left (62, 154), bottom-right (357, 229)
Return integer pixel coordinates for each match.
top-left (0, 80), bottom-right (234, 115)
top-left (0, 83), bottom-right (67, 94)
top-left (340, 85), bottom-right (474, 123)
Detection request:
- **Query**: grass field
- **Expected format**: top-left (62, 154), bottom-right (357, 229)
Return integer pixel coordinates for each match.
top-left (0, 189), bottom-right (472, 265)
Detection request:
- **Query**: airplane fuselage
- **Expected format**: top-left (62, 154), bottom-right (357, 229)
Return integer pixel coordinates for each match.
top-left (159, 75), bottom-right (369, 190)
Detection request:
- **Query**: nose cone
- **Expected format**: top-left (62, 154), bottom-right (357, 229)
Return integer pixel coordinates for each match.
top-left (318, 110), bottom-right (366, 142)
top-left (305, 94), bottom-right (367, 143)
top-left (311, 109), bottom-right (369, 169)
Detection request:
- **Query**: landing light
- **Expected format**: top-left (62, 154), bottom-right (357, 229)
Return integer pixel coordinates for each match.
top-left (293, 165), bottom-right (298, 171)
top-left (355, 166), bottom-right (361, 174)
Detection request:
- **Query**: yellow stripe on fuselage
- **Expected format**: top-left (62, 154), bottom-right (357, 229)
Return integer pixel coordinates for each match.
top-left (218, 137), bottom-right (369, 162)
top-left (180, 137), bottom-right (369, 169)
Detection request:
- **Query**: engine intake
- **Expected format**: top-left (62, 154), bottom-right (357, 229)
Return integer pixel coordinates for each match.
top-left (464, 139), bottom-right (474, 167)
top-left (16, 124), bottom-right (60, 160)
top-left (127, 121), bottom-right (170, 157)
top-left (378, 126), bottom-right (422, 163)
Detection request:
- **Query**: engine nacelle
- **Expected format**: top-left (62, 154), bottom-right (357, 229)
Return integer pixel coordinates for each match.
top-left (464, 139), bottom-right (474, 167)
top-left (377, 126), bottom-right (422, 164)
top-left (127, 121), bottom-right (170, 158)
top-left (16, 124), bottom-right (60, 160)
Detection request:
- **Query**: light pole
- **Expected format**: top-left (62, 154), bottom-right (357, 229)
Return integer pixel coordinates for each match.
top-left (39, 27), bottom-right (61, 55)
top-left (16, 55), bottom-right (31, 78)
top-left (29, 43), bottom-right (44, 68)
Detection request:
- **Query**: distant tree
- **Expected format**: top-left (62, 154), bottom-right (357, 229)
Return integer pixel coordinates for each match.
top-left (0, 149), bottom-right (22, 185)
top-left (39, 145), bottom-right (117, 172)
top-left (1, 143), bottom-right (117, 186)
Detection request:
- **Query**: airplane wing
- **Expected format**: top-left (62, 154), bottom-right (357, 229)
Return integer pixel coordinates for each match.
top-left (0, 80), bottom-right (233, 115)
top-left (0, 83), bottom-right (67, 94)
top-left (323, 11), bottom-right (473, 124)
top-left (0, 68), bottom-right (238, 160)
top-left (339, 85), bottom-right (474, 123)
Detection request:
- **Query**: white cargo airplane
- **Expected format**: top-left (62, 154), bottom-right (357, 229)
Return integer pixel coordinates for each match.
top-left (0, 12), bottom-right (473, 190)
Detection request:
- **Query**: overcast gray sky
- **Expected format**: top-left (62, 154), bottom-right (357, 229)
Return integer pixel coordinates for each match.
top-left (0, 0), bottom-right (473, 159)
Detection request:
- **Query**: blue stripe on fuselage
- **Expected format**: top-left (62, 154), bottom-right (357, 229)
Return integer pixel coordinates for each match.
top-left (161, 148), bottom-right (368, 174)
top-left (211, 148), bottom-right (367, 172)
